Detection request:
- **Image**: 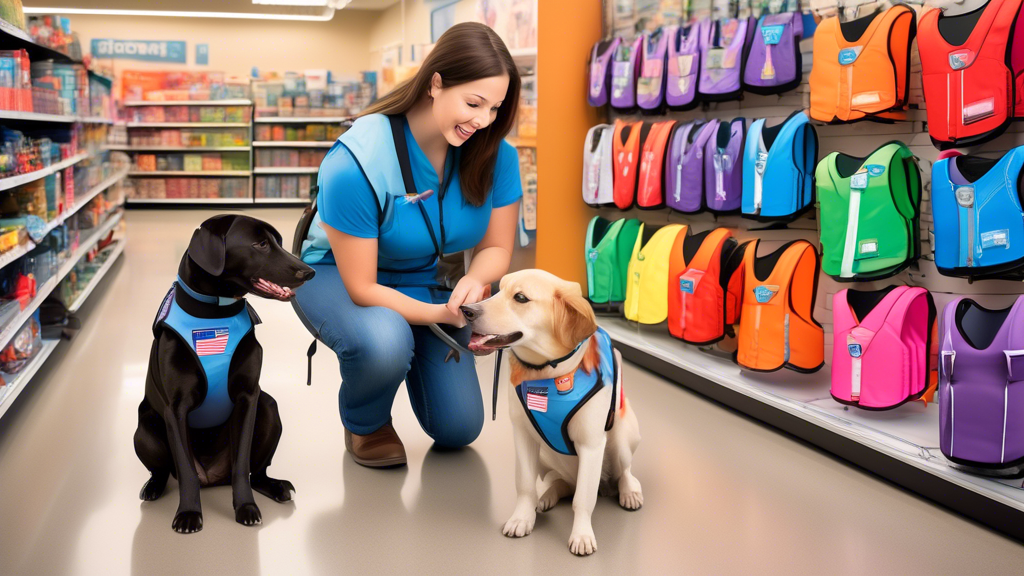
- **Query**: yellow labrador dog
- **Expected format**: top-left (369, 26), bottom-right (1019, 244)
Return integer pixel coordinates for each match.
top-left (461, 269), bottom-right (642, 556)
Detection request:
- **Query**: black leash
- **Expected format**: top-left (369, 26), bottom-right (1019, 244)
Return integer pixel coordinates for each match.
top-left (492, 349), bottom-right (502, 421)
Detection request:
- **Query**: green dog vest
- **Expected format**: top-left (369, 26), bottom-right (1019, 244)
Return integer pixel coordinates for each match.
top-left (817, 141), bottom-right (921, 281)
top-left (586, 217), bottom-right (641, 304)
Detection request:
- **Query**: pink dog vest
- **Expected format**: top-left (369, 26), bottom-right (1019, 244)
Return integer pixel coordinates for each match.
top-left (831, 286), bottom-right (933, 410)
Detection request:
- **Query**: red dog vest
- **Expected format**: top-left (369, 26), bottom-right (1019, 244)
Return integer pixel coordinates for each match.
top-left (668, 227), bottom-right (745, 345)
top-left (919, 0), bottom-right (1024, 147)
top-left (636, 120), bottom-right (676, 209)
top-left (613, 119), bottom-right (651, 210)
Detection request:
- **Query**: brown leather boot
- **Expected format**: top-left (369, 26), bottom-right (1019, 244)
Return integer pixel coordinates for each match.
top-left (344, 420), bottom-right (407, 468)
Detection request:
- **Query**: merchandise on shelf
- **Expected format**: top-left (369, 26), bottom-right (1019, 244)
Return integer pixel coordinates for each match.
top-left (666, 23), bottom-right (700, 110)
top-left (612, 118), bottom-right (645, 210)
top-left (30, 61), bottom-right (88, 115)
top-left (582, 123), bottom-right (614, 207)
top-left (832, 286), bottom-right (934, 411)
top-left (252, 70), bottom-right (375, 118)
top-left (120, 70), bottom-right (250, 102)
top-left (585, 216), bottom-right (640, 308)
top-left (0, 311), bottom-right (41, 376)
top-left (667, 227), bottom-right (744, 346)
top-left (129, 105), bottom-right (251, 123)
top-left (635, 119), bottom-right (675, 209)
top-left (133, 151), bottom-right (249, 172)
top-left (743, 12), bottom-right (803, 95)
top-left (666, 119), bottom-right (716, 213)
top-left (587, 37), bottom-right (619, 107)
top-left (254, 175), bottom-right (313, 200)
top-left (254, 148), bottom-right (327, 168)
top-left (817, 141), bottom-right (922, 282)
top-left (26, 15), bottom-right (81, 59)
top-left (254, 122), bottom-right (344, 142)
top-left (58, 239), bottom-right (119, 307)
top-left (87, 71), bottom-right (113, 119)
top-left (697, 17), bottom-right (750, 102)
top-left (0, 49), bottom-right (32, 112)
top-left (623, 222), bottom-right (686, 324)
top-left (519, 145), bottom-right (536, 234)
top-left (128, 127), bottom-right (250, 148)
top-left (735, 238), bottom-right (823, 373)
top-left (808, 5), bottom-right (915, 123)
top-left (611, 36), bottom-right (642, 111)
top-left (741, 111), bottom-right (817, 221)
top-left (931, 149), bottom-right (1024, 280)
top-left (127, 177), bottom-right (249, 200)
top-left (0, 0), bottom-right (26, 33)
top-left (939, 296), bottom-right (1024, 474)
top-left (636, 28), bottom-right (668, 112)
top-left (703, 117), bottom-right (744, 214)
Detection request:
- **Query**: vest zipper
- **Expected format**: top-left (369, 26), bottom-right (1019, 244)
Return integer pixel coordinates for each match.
top-left (967, 204), bottom-right (975, 267)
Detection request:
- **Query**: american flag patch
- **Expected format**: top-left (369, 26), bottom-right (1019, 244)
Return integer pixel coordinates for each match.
top-left (193, 327), bottom-right (229, 356)
top-left (525, 386), bottom-right (548, 413)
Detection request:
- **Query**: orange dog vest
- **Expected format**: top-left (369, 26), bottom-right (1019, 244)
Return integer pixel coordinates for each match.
top-left (667, 228), bottom-right (745, 345)
top-left (808, 5), bottom-right (915, 123)
top-left (613, 119), bottom-right (650, 210)
top-left (736, 239), bottom-right (824, 373)
top-left (636, 120), bottom-right (677, 209)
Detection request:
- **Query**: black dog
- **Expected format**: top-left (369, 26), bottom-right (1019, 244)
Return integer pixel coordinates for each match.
top-left (134, 215), bottom-right (314, 533)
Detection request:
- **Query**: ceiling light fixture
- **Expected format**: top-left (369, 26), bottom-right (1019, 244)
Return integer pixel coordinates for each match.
top-left (23, 6), bottom-right (338, 21)
top-left (252, 0), bottom-right (353, 6)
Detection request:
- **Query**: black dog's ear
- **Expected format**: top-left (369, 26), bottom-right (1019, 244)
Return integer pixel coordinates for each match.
top-left (265, 223), bottom-right (283, 246)
top-left (187, 215), bottom-right (235, 276)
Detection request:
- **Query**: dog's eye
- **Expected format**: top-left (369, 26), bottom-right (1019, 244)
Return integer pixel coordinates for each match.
top-left (513, 293), bottom-right (529, 304)
top-left (253, 240), bottom-right (269, 251)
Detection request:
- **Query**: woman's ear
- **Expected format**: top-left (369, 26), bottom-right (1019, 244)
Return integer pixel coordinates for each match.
top-left (552, 283), bottom-right (598, 351)
top-left (430, 72), bottom-right (443, 97)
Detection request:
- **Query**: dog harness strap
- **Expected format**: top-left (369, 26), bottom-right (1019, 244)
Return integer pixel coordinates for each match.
top-left (511, 338), bottom-right (589, 372)
top-left (157, 282), bottom-right (255, 429)
top-left (516, 328), bottom-right (617, 456)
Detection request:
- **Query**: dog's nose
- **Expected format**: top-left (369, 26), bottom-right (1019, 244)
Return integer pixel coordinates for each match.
top-left (460, 305), bottom-right (479, 321)
top-left (296, 268), bottom-right (315, 281)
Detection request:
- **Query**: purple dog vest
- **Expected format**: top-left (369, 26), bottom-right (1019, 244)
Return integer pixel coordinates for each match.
top-left (588, 38), bottom-right (621, 107)
top-left (666, 23), bottom-right (703, 110)
top-left (939, 296), bottom-right (1024, 471)
top-left (637, 28), bottom-right (668, 111)
top-left (704, 117), bottom-right (745, 213)
top-left (666, 120), bottom-right (717, 213)
top-left (743, 12), bottom-right (804, 95)
top-left (698, 17), bottom-right (751, 101)
top-left (612, 36), bottom-right (643, 110)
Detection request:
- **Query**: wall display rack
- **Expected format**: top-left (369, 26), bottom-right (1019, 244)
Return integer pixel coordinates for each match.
top-left (587, 1), bottom-right (1024, 541)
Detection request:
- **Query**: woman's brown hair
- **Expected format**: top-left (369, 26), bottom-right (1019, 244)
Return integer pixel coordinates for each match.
top-left (359, 22), bottom-right (521, 207)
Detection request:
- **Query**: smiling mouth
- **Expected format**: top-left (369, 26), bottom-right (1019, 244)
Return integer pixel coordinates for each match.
top-left (456, 125), bottom-right (475, 139)
top-left (251, 278), bottom-right (294, 301)
top-left (468, 331), bottom-right (522, 354)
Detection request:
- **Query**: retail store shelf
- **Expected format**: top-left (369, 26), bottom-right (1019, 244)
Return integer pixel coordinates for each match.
top-left (253, 116), bottom-right (347, 124)
top-left (0, 18), bottom-right (80, 64)
top-left (68, 241), bottom-right (125, 313)
top-left (0, 151), bottom-right (91, 192)
top-left (253, 167), bottom-right (318, 174)
top-left (252, 141), bottom-right (333, 148)
top-left (0, 110), bottom-right (76, 123)
top-left (129, 170), bottom-right (251, 177)
top-left (107, 145), bottom-right (252, 152)
top-left (0, 339), bottom-right (61, 421)
top-left (126, 122), bottom-right (250, 128)
top-left (126, 197), bottom-right (253, 205)
top-left (0, 275), bottom-right (58, 358)
top-left (79, 117), bottom-right (115, 124)
top-left (41, 166), bottom-right (129, 236)
top-left (254, 197), bottom-right (310, 204)
top-left (0, 243), bottom-right (34, 274)
top-left (600, 316), bottom-right (1024, 540)
top-left (124, 99), bottom-right (253, 107)
top-left (58, 211), bottom-right (123, 280)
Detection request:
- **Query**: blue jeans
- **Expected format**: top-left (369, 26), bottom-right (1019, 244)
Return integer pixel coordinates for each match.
top-left (294, 264), bottom-right (483, 447)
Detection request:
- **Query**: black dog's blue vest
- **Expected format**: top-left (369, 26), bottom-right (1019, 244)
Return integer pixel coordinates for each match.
top-left (153, 278), bottom-right (260, 428)
top-left (516, 328), bottom-right (619, 456)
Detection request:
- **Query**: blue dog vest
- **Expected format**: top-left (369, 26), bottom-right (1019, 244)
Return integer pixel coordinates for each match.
top-left (153, 279), bottom-right (258, 428)
top-left (516, 328), bottom-right (618, 456)
top-left (932, 149), bottom-right (1024, 278)
top-left (742, 111), bottom-right (817, 221)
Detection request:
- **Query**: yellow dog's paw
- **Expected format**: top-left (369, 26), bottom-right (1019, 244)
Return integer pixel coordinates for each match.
top-left (568, 530), bottom-right (597, 555)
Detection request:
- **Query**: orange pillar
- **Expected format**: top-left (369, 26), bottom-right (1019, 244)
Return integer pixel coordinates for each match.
top-left (535, 0), bottom-right (603, 285)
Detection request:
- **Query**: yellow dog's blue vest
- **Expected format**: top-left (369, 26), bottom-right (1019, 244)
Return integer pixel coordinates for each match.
top-left (516, 328), bottom-right (619, 456)
top-left (153, 279), bottom-right (260, 428)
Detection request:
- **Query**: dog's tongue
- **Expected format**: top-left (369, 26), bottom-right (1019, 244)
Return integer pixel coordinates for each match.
top-left (468, 333), bottom-right (498, 353)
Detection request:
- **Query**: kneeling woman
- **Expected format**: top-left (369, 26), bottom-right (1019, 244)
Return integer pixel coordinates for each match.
top-left (296, 23), bottom-right (522, 467)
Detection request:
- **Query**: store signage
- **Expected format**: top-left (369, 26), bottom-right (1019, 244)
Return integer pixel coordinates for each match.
top-left (91, 39), bottom-right (187, 63)
top-left (196, 44), bottom-right (209, 65)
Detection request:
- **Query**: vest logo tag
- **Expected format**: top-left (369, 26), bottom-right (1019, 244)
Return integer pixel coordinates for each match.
top-left (525, 386), bottom-right (548, 413)
top-left (761, 25), bottom-right (784, 46)
top-left (193, 327), bottom-right (230, 356)
top-left (865, 164), bottom-right (885, 177)
top-left (753, 285), bottom-right (779, 303)
top-left (680, 278), bottom-right (695, 294)
top-left (981, 229), bottom-right (1009, 249)
top-left (587, 249), bottom-right (599, 262)
top-left (948, 50), bottom-right (975, 70)
top-left (838, 47), bottom-right (862, 65)
top-left (858, 239), bottom-right (879, 258)
top-left (555, 374), bottom-right (575, 394)
top-left (850, 170), bottom-right (868, 190)
top-left (848, 343), bottom-right (863, 358)
top-left (955, 186), bottom-right (974, 208)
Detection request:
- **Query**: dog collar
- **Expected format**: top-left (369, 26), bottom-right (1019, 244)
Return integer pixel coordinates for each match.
top-left (176, 276), bottom-right (240, 307)
top-left (511, 336), bottom-right (590, 372)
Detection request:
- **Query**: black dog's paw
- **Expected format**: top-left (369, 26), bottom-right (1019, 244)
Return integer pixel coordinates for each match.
top-left (251, 474), bottom-right (296, 503)
top-left (139, 472), bottom-right (169, 501)
top-left (235, 502), bottom-right (262, 526)
top-left (172, 511), bottom-right (203, 534)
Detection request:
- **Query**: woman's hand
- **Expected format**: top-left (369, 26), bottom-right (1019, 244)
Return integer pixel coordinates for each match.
top-left (446, 274), bottom-right (488, 317)
top-left (435, 303), bottom-right (467, 327)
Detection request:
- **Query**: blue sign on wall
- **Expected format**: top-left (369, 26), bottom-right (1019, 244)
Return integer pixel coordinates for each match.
top-left (196, 44), bottom-right (209, 65)
top-left (91, 39), bottom-right (187, 63)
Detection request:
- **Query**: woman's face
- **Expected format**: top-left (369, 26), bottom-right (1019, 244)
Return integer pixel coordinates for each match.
top-left (430, 72), bottom-right (510, 147)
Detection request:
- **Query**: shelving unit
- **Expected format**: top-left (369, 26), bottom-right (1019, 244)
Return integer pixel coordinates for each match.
top-left (251, 115), bottom-right (339, 203)
top-left (111, 145), bottom-right (252, 152)
top-left (253, 167), bottom-right (318, 175)
top-left (67, 241), bottom-right (126, 313)
top-left (0, 151), bottom-right (91, 192)
top-left (252, 141), bottom-right (332, 148)
top-left (0, 340), bottom-right (60, 421)
top-left (124, 99), bottom-right (253, 107)
top-left (126, 122), bottom-right (250, 128)
top-left (254, 116), bottom-right (347, 124)
top-left (254, 197), bottom-right (310, 205)
top-left (130, 170), bottom-right (251, 177)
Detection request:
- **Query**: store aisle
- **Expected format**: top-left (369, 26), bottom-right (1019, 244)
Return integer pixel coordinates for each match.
top-left (0, 209), bottom-right (1021, 575)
